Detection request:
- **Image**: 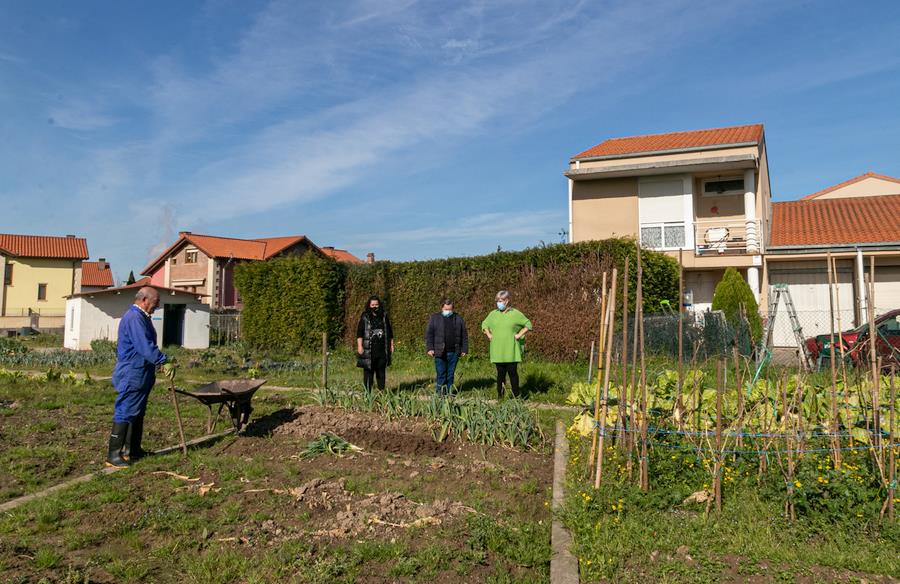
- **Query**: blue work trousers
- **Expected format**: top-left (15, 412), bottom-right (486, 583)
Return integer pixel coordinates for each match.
top-left (434, 352), bottom-right (459, 396)
top-left (112, 370), bottom-right (156, 423)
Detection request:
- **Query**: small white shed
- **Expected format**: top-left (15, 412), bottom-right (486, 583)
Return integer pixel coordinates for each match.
top-left (64, 284), bottom-right (210, 350)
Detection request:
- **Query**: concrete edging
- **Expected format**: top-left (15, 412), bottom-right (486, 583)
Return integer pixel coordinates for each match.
top-left (551, 419), bottom-right (579, 583)
top-left (0, 429), bottom-right (235, 513)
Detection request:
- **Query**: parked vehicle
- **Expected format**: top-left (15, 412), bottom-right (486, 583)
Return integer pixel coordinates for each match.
top-left (805, 308), bottom-right (900, 370)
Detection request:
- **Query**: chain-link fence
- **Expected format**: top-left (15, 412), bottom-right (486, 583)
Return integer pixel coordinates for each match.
top-left (209, 313), bottom-right (241, 345)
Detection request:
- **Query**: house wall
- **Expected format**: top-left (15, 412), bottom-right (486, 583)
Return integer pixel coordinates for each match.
top-left (813, 177), bottom-right (900, 200)
top-left (571, 177), bottom-right (638, 242)
top-left (1, 258), bottom-right (80, 317)
top-left (149, 268), bottom-right (165, 287)
top-left (168, 246), bottom-right (211, 297)
top-left (64, 293), bottom-right (210, 350)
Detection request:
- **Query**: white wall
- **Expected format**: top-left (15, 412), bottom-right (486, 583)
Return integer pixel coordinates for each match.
top-left (64, 293), bottom-right (209, 350)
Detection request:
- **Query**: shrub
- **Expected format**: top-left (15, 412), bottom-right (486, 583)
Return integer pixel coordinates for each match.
top-left (711, 267), bottom-right (762, 343)
top-left (234, 254), bottom-right (347, 353)
top-left (90, 339), bottom-right (117, 358)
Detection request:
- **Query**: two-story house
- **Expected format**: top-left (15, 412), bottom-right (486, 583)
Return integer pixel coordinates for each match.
top-left (80, 258), bottom-right (115, 293)
top-left (0, 233), bottom-right (89, 330)
top-left (141, 232), bottom-right (363, 310)
top-left (566, 124), bottom-right (770, 312)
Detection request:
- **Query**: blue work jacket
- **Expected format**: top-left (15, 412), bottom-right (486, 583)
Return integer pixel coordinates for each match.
top-left (111, 305), bottom-right (167, 392)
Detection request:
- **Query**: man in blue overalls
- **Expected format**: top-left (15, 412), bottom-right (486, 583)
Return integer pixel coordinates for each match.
top-left (107, 286), bottom-right (170, 467)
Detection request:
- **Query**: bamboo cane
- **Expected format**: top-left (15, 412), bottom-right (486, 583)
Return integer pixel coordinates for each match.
top-left (637, 248), bottom-right (649, 491)
top-left (627, 257), bottom-right (641, 479)
top-left (715, 359), bottom-right (723, 514)
top-left (867, 258), bottom-right (878, 450)
top-left (677, 249), bottom-right (685, 430)
top-left (888, 368), bottom-right (896, 525)
top-left (618, 257), bottom-right (630, 451)
top-left (322, 331), bottom-right (329, 390)
top-left (587, 340), bottom-right (595, 384)
top-left (832, 255), bottom-right (852, 446)
top-left (596, 268), bottom-right (618, 488)
top-left (826, 252), bottom-right (842, 468)
top-left (734, 345), bottom-right (743, 454)
top-left (589, 272), bottom-right (609, 473)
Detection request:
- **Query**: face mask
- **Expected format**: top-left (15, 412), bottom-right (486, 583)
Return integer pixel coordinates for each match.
top-left (496, 302), bottom-right (506, 311)
top-left (442, 310), bottom-right (453, 317)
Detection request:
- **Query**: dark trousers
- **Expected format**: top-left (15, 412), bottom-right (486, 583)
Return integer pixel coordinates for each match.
top-left (363, 355), bottom-right (387, 391)
top-left (434, 352), bottom-right (459, 395)
top-left (495, 362), bottom-right (519, 399)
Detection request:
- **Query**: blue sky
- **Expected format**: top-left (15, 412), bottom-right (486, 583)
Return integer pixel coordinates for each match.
top-left (2, 0), bottom-right (899, 283)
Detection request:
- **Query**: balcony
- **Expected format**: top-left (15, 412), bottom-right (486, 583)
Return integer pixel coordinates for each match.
top-left (694, 219), bottom-right (760, 256)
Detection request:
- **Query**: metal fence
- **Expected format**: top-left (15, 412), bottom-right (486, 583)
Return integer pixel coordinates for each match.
top-left (209, 313), bottom-right (241, 345)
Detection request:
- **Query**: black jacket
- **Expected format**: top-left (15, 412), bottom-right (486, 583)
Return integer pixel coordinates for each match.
top-left (356, 310), bottom-right (392, 369)
top-left (425, 312), bottom-right (469, 356)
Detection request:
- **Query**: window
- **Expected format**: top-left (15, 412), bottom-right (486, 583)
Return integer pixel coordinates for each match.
top-left (37, 283), bottom-right (47, 301)
top-left (3, 264), bottom-right (11, 286)
top-left (702, 176), bottom-right (745, 196)
top-left (640, 222), bottom-right (686, 250)
top-left (171, 258), bottom-right (177, 265)
top-left (185, 250), bottom-right (198, 264)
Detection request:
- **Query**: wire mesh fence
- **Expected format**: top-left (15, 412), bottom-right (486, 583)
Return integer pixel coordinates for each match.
top-left (209, 313), bottom-right (241, 346)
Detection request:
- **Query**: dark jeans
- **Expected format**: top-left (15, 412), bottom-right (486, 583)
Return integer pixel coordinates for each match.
top-left (434, 352), bottom-right (459, 395)
top-left (495, 362), bottom-right (519, 399)
top-left (363, 355), bottom-right (387, 391)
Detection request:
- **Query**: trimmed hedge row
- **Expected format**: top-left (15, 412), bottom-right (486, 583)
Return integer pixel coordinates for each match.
top-left (234, 254), bottom-right (346, 353)
top-left (233, 239), bottom-right (680, 360)
top-left (342, 240), bottom-right (679, 360)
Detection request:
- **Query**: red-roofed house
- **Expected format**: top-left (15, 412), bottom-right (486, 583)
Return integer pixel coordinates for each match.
top-left (81, 259), bottom-right (115, 292)
top-left (141, 232), bottom-right (360, 310)
top-left (566, 126), bottom-right (900, 348)
top-left (566, 124), bottom-right (771, 312)
top-left (0, 233), bottom-right (89, 325)
top-left (765, 177), bottom-right (900, 344)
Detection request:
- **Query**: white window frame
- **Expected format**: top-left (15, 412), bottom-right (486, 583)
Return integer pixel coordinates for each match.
top-left (701, 176), bottom-right (745, 197)
top-left (640, 221), bottom-right (686, 251)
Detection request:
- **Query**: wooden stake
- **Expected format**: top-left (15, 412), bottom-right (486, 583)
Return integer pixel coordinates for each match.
top-left (618, 257), bottom-right (630, 451)
top-left (637, 246), bottom-right (649, 492)
top-left (867, 257), bottom-right (878, 450)
top-left (832, 255), bottom-right (852, 446)
top-left (596, 268), bottom-right (618, 488)
top-left (589, 271), bottom-right (609, 473)
top-left (714, 359), bottom-right (723, 514)
top-left (826, 252), bottom-right (841, 468)
top-left (627, 255), bottom-right (641, 479)
top-left (888, 368), bottom-right (896, 525)
top-left (168, 376), bottom-right (188, 456)
top-left (677, 249), bottom-right (685, 429)
top-left (587, 340), bottom-right (595, 383)
top-left (322, 331), bottom-right (329, 390)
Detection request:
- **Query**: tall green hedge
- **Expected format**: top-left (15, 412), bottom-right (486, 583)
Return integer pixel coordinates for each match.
top-left (234, 254), bottom-right (346, 353)
top-left (342, 239), bottom-right (679, 360)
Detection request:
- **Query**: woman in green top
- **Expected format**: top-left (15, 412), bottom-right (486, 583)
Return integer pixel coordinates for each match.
top-left (481, 290), bottom-right (532, 399)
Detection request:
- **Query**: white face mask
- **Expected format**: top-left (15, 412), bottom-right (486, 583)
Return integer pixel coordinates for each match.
top-left (442, 310), bottom-right (453, 317)
top-left (496, 302), bottom-right (506, 311)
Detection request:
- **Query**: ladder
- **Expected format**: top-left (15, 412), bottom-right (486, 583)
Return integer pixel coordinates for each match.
top-left (760, 284), bottom-right (814, 369)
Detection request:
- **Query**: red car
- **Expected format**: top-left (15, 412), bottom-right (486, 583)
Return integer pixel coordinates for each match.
top-left (805, 308), bottom-right (900, 370)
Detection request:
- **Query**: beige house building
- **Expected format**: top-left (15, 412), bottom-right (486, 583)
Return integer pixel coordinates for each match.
top-left (566, 125), bottom-right (900, 347)
top-left (566, 124), bottom-right (770, 312)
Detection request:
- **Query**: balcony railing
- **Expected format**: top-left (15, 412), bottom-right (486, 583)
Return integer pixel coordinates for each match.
top-left (694, 219), bottom-right (761, 256)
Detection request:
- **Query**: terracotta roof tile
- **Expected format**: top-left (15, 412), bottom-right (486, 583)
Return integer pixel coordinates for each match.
top-left (770, 194), bottom-right (900, 247)
top-left (0, 233), bottom-right (89, 259)
top-left (573, 124), bottom-right (764, 159)
top-left (800, 172), bottom-right (900, 200)
top-left (81, 261), bottom-right (114, 287)
top-left (142, 233), bottom-right (317, 275)
top-left (320, 247), bottom-right (364, 264)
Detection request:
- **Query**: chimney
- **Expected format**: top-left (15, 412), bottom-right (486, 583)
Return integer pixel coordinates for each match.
top-left (98, 258), bottom-right (108, 270)
top-left (366, 252), bottom-right (375, 264)
top-left (66, 234), bottom-right (76, 238)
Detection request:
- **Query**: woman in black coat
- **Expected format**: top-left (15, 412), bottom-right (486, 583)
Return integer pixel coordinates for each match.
top-left (356, 295), bottom-right (394, 391)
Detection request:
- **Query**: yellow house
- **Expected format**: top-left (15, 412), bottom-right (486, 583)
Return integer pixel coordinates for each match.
top-left (0, 234), bottom-right (88, 327)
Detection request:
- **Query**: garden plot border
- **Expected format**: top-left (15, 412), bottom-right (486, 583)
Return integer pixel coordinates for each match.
top-left (551, 420), bottom-right (579, 584)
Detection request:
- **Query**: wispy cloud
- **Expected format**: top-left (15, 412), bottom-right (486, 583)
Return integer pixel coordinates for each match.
top-left (47, 100), bottom-right (118, 131)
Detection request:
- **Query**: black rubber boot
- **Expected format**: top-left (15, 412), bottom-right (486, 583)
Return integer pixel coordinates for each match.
top-left (123, 416), bottom-right (149, 461)
top-left (106, 422), bottom-right (131, 468)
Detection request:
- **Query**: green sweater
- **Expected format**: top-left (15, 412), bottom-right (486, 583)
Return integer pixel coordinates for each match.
top-left (481, 308), bottom-right (533, 363)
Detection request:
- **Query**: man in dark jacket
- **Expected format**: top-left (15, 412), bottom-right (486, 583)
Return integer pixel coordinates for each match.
top-left (107, 286), bottom-right (169, 467)
top-left (425, 299), bottom-right (468, 396)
